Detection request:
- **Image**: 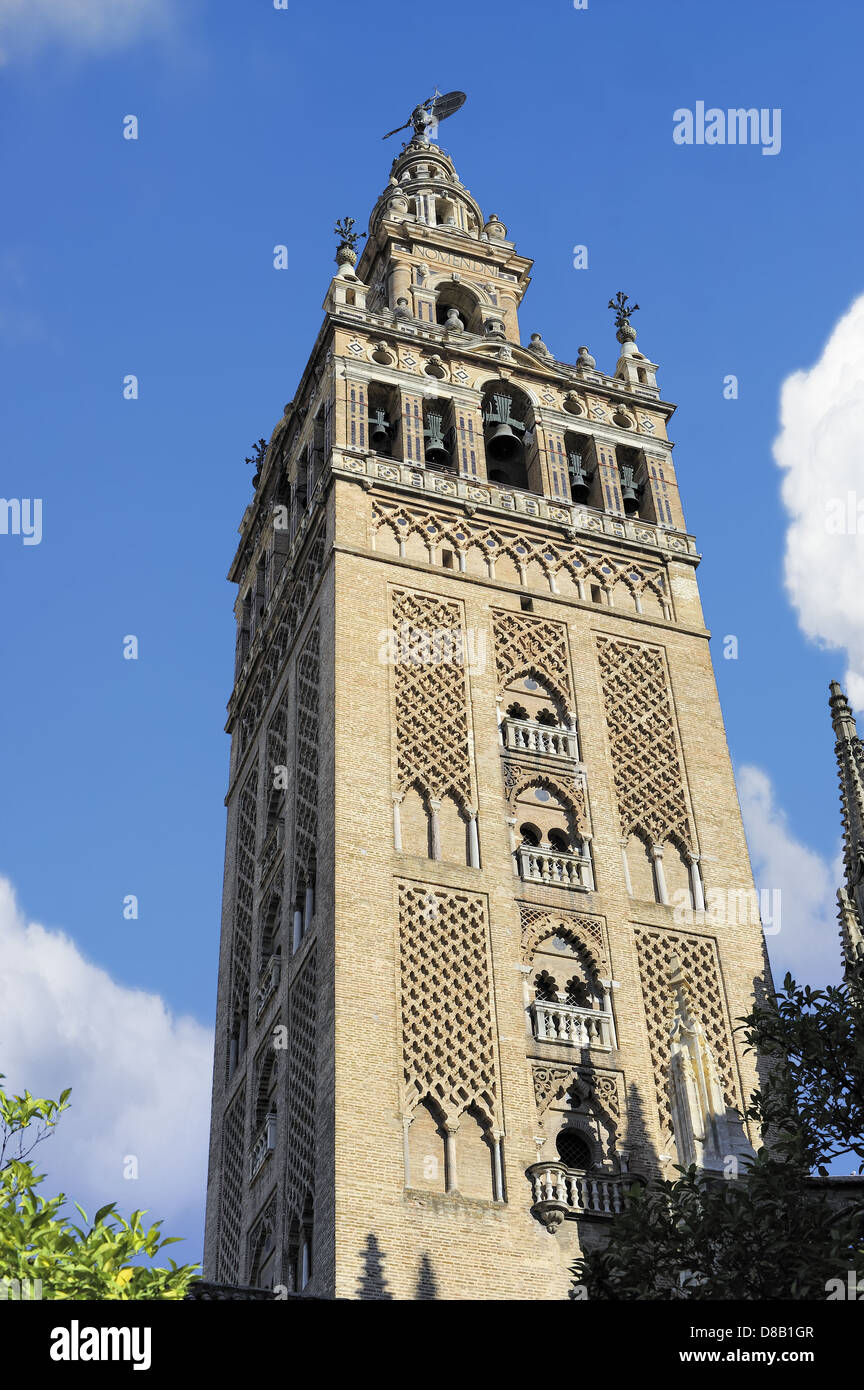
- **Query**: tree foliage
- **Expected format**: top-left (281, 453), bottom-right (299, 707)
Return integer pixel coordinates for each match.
top-left (572, 966), bottom-right (864, 1300)
top-left (0, 1077), bottom-right (199, 1300)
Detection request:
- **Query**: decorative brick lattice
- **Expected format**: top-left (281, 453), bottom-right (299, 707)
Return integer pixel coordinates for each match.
top-left (266, 697), bottom-right (289, 800)
top-left (398, 882), bottom-right (499, 1125)
top-left (492, 610), bottom-right (573, 709)
top-left (634, 928), bottom-right (737, 1144)
top-left (237, 527), bottom-right (325, 756)
top-left (294, 620), bottom-right (319, 882)
top-left (373, 502), bottom-right (669, 611)
top-left (229, 765), bottom-right (259, 1047)
top-left (217, 1084), bottom-right (246, 1284)
top-left (596, 637), bottom-right (692, 849)
top-left (247, 1190), bottom-right (277, 1288)
top-left (392, 591), bottom-right (472, 804)
top-left (287, 948), bottom-right (317, 1222)
top-left (519, 903), bottom-right (608, 975)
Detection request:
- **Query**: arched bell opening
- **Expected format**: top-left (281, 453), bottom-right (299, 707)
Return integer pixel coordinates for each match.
top-left (367, 382), bottom-right (401, 458)
top-left (422, 396), bottom-right (456, 472)
top-left (564, 429), bottom-right (601, 506)
top-left (481, 381), bottom-right (535, 492)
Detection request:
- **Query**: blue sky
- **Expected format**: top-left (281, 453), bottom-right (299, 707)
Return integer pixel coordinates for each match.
top-left (1, 0), bottom-right (863, 1259)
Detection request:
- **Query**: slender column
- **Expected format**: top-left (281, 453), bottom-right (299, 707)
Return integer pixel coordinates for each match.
top-left (229, 1036), bottom-right (238, 1075)
top-left (238, 1014), bottom-right (247, 1058)
top-left (467, 810), bottom-right (480, 867)
top-left (292, 907), bottom-right (303, 953)
top-left (506, 815), bottom-right (518, 855)
top-left (600, 978), bottom-right (619, 1047)
top-left (651, 844), bottom-right (669, 905)
top-left (402, 1115), bottom-right (413, 1188)
top-left (429, 798), bottom-right (442, 861)
top-left (620, 839), bottom-right (633, 894)
top-left (688, 852), bottom-right (705, 911)
top-left (304, 883), bottom-right (314, 933)
top-left (444, 1123), bottom-right (458, 1193)
top-left (492, 1130), bottom-right (505, 1202)
top-left (392, 794), bottom-right (404, 852)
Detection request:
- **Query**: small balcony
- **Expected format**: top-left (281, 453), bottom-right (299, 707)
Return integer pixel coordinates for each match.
top-left (255, 954), bottom-right (281, 1020)
top-left (250, 1112), bottom-right (277, 1180)
top-left (517, 845), bottom-right (594, 891)
top-left (501, 717), bottom-right (579, 760)
top-left (530, 999), bottom-right (613, 1051)
top-left (527, 1163), bottom-right (637, 1230)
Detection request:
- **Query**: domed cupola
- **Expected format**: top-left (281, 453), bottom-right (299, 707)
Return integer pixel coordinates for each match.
top-left (370, 143), bottom-right (485, 241)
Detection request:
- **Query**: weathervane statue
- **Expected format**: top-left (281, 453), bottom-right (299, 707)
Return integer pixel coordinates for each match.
top-left (382, 90), bottom-right (467, 145)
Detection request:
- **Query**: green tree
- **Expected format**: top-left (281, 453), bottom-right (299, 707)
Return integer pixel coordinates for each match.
top-left (0, 1077), bottom-right (199, 1299)
top-left (572, 966), bottom-right (864, 1300)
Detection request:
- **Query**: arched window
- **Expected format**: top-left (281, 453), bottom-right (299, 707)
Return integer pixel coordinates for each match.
top-left (564, 974), bottom-right (593, 1008)
top-left (556, 1128), bottom-right (592, 1170)
top-left (548, 826), bottom-right (573, 854)
top-left (434, 283), bottom-right (483, 334)
top-left (534, 969), bottom-right (558, 1002)
top-left (519, 821), bottom-right (542, 847)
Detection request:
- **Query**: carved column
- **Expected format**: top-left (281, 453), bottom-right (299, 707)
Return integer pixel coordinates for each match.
top-left (651, 844), bottom-right (669, 905)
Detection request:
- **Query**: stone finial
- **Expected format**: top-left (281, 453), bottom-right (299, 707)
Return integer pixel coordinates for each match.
top-left (609, 291), bottom-right (640, 352)
top-left (483, 214), bottom-right (507, 241)
top-left (528, 332), bottom-right (553, 359)
top-left (333, 216), bottom-right (366, 275)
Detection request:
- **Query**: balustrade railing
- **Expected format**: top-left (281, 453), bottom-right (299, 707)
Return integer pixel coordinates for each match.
top-left (527, 1163), bottom-right (634, 1228)
top-left (255, 955), bottom-right (281, 1019)
top-left (502, 718), bottom-right (579, 760)
top-left (250, 1112), bottom-right (277, 1179)
top-left (530, 999), bottom-right (612, 1049)
top-left (517, 845), bottom-right (594, 891)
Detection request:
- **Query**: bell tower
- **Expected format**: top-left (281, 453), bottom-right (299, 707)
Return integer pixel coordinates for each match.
top-left (202, 97), bottom-right (769, 1300)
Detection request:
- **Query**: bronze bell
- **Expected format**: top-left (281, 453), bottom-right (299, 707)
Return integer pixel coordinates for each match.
top-left (568, 450), bottom-right (592, 503)
top-left (424, 412), bottom-right (450, 468)
top-left (483, 391), bottom-right (525, 464)
top-left (619, 464), bottom-right (640, 515)
top-left (486, 422), bottom-right (524, 464)
top-left (368, 408), bottom-right (391, 454)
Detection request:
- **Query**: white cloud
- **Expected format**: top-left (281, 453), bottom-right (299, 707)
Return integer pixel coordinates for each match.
top-left (0, 0), bottom-right (175, 62)
top-left (773, 294), bottom-right (864, 710)
top-left (0, 877), bottom-right (212, 1260)
top-left (738, 764), bottom-right (843, 990)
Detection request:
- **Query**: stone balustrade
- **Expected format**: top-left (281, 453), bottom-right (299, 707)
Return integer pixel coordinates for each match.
top-left (530, 999), bottom-right (612, 1050)
top-left (250, 1113), bottom-right (277, 1180)
top-left (502, 717), bottom-right (579, 760)
top-left (527, 1163), bottom-right (635, 1229)
top-left (255, 955), bottom-right (281, 1020)
top-left (517, 845), bottom-right (594, 891)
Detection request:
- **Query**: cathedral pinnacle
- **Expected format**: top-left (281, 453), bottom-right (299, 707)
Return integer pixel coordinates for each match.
top-left (829, 681), bottom-right (864, 973)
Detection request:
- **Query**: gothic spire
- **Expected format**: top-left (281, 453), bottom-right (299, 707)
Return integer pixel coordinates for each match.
top-left (829, 681), bottom-right (864, 971)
